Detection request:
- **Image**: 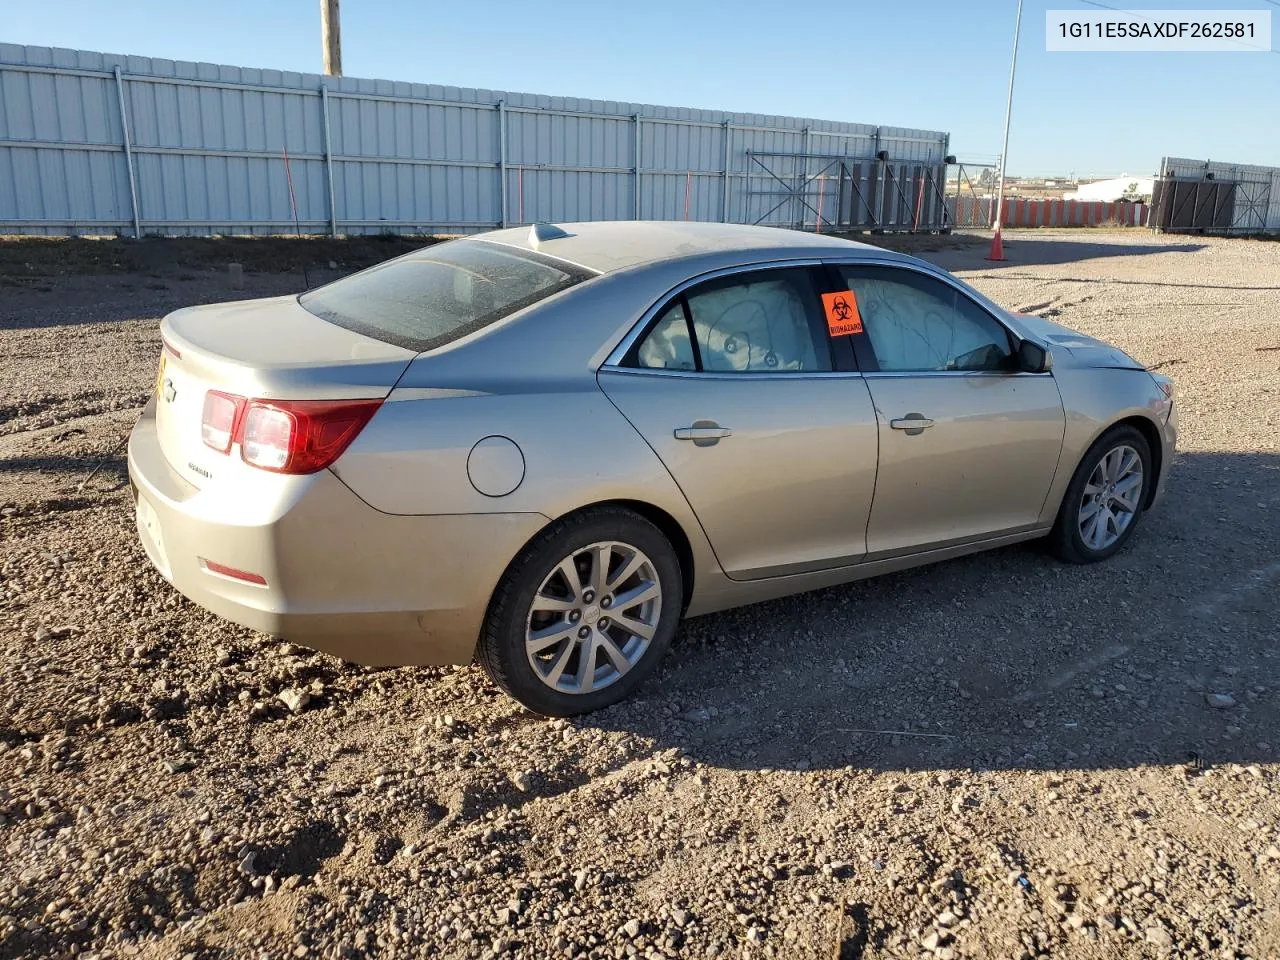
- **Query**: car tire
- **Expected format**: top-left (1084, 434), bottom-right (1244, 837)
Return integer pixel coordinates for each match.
top-left (1049, 424), bottom-right (1152, 564)
top-left (478, 507), bottom-right (683, 716)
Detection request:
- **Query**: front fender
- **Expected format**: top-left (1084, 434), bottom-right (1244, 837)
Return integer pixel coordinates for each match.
top-left (1038, 367), bottom-right (1175, 525)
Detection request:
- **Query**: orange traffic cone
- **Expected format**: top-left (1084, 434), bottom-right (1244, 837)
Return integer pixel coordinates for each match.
top-left (986, 228), bottom-right (1006, 261)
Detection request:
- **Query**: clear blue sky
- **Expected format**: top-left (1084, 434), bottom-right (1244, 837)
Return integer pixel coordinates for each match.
top-left (5, 0), bottom-right (1278, 176)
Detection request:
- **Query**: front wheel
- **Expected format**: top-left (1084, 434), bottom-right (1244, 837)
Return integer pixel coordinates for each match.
top-left (1049, 424), bottom-right (1151, 564)
top-left (478, 507), bottom-right (683, 716)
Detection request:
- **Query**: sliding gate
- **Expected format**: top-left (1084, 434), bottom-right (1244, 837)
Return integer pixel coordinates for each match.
top-left (744, 151), bottom-right (951, 232)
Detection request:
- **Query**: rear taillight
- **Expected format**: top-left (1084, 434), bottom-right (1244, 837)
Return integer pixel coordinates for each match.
top-left (241, 404), bottom-right (295, 471)
top-left (201, 391), bottom-right (245, 454)
top-left (241, 399), bottom-right (383, 474)
top-left (201, 393), bottom-right (382, 474)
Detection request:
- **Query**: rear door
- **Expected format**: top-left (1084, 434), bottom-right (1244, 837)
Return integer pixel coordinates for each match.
top-left (598, 264), bottom-right (878, 581)
top-left (830, 262), bottom-right (1065, 556)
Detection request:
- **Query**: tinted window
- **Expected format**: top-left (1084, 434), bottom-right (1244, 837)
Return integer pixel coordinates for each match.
top-left (299, 240), bottom-right (592, 351)
top-left (630, 268), bottom-right (831, 373)
top-left (838, 266), bottom-right (1012, 372)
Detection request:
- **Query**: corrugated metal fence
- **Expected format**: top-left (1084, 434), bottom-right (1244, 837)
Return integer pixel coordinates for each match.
top-left (0, 44), bottom-right (949, 237)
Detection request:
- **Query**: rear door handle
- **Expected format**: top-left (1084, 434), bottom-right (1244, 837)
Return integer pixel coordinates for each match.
top-left (889, 414), bottom-right (934, 434)
top-left (674, 421), bottom-right (732, 446)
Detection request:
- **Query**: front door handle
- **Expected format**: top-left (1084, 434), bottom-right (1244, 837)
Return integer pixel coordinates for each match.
top-left (674, 420), bottom-right (732, 446)
top-left (889, 414), bottom-right (934, 435)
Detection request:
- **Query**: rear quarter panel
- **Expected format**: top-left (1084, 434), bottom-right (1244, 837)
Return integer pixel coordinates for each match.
top-left (1040, 366), bottom-right (1174, 525)
top-left (329, 381), bottom-right (722, 599)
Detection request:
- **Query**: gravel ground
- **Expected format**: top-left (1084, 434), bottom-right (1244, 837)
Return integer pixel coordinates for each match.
top-left (1, 230), bottom-right (1278, 960)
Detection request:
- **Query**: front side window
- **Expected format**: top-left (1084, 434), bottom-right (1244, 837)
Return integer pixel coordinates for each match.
top-left (630, 268), bottom-right (831, 374)
top-left (300, 239), bottom-right (593, 351)
top-left (837, 266), bottom-right (1013, 372)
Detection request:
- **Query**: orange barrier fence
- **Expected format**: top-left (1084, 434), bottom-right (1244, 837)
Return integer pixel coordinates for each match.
top-left (950, 197), bottom-right (1149, 228)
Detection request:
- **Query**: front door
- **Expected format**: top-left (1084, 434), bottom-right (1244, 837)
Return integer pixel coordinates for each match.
top-left (598, 266), bottom-right (878, 580)
top-left (832, 263), bottom-right (1066, 556)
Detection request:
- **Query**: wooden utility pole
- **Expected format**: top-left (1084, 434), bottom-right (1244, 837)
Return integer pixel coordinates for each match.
top-left (321, 0), bottom-right (342, 76)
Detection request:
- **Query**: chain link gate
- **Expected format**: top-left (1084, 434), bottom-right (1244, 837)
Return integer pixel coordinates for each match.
top-left (946, 162), bottom-right (998, 229)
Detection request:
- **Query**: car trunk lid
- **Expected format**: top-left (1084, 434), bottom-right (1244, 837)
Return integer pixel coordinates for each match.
top-left (155, 295), bottom-right (415, 488)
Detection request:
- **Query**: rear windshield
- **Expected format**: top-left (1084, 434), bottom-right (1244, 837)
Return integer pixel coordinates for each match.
top-left (299, 239), bottom-right (594, 351)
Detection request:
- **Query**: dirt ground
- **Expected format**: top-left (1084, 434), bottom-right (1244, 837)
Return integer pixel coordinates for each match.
top-left (1, 229), bottom-right (1278, 960)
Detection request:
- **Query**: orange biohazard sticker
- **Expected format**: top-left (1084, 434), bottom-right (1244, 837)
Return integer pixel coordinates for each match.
top-left (822, 290), bottom-right (863, 337)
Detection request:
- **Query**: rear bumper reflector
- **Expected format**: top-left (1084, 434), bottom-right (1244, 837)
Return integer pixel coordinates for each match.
top-left (199, 558), bottom-right (268, 586)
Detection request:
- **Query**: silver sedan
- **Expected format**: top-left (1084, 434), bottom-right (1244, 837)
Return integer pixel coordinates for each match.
top-left (128, 222), bottom-right (1176, 715)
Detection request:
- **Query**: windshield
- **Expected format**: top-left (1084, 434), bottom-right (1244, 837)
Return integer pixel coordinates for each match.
top-left (299, 239), bottom-right (593, 351)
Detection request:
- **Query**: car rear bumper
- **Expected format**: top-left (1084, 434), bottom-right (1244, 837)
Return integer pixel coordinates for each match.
top-left (127, 400), bottom-right (548, 666)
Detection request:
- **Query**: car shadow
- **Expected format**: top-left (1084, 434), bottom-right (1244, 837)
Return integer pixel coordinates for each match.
top-left (924, 236), bottom-right (1209, 273)
top-left (584, 450), bottom-right (1280, 776)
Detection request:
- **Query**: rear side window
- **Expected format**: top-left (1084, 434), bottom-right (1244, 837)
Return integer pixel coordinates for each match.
top-left (299, 240), bottom-right (593, 351)
top-left (630, 267), bottom-right (832, 374)
top-left (634, 302), bottom-right (697, 371)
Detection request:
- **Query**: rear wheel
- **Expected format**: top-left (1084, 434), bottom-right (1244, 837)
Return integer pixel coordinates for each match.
top-left (478, 508), bottom-right (683, 716)
top-left (1049, 424), bottom-right (1151, 564)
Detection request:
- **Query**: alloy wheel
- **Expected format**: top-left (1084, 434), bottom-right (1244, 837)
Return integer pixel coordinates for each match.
top-left (524, 541), bottom-right (662, 695)
top-left (1078, 443), bottom-right (1144, 551)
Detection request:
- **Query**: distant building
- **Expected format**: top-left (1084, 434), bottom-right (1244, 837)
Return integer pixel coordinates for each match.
top-left (1066, 176), bottom-right (1154, 202)
top-left (995, 176), bottom-right (1081, 200)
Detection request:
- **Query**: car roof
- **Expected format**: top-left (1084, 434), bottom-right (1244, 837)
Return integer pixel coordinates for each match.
top-left (475, 220), bottom-right (905, 274)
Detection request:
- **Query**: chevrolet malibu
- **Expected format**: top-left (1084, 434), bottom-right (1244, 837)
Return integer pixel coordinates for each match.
top-left (128, 222), bottom-right (1176, 716)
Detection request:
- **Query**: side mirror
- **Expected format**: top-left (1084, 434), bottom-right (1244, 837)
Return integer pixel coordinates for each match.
top-left (1017, 339), bottom-right (1053, 373)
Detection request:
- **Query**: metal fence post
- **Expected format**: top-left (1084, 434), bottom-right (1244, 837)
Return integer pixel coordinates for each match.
top-left (937, 133), bottom-right (951, 230)
top-left (633, 114), bottom-right (642, 219)
top-left (721, 121), bottom-right (731, 222)
top-left (320, 82), bottom-right (338, 236)
top-left (112, 66), bottom-right (141, 238)
top-left (871, 126), bottom-right (883, 230)
top-left (498, 100), bottom-right (508, 227)
top-left (794, 128), bottom-right (809, 228)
